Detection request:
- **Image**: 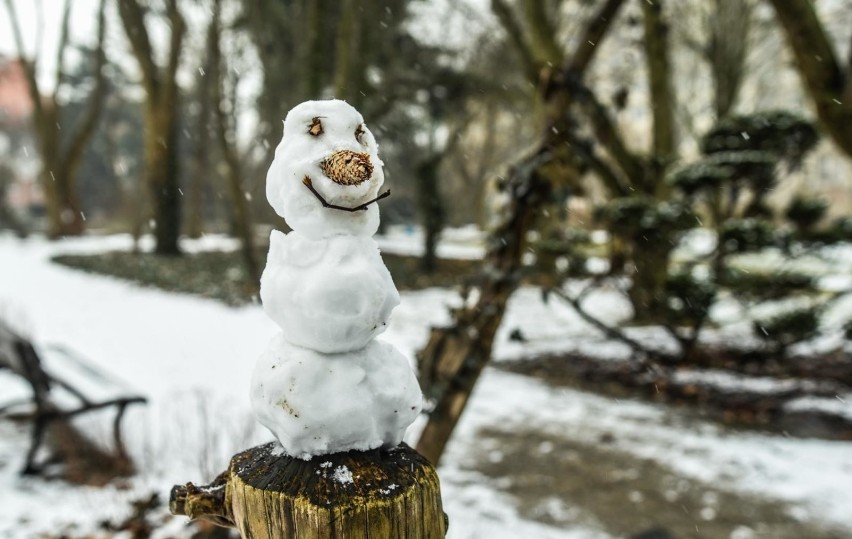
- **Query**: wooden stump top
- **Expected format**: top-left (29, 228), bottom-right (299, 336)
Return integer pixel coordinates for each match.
top-left (172, 442), bottom-right (446, 539)
top-left (232, 442), bottom-right (432, 504)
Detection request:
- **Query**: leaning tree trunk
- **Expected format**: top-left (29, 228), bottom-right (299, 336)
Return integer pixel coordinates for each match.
top-left (416, 157), bottom-right (552, 464)
top-left (415, 0), bottom-right (628, 466)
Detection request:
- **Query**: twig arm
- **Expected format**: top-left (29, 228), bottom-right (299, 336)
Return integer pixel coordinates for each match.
top-left (170, 471), bottom-right (234, 528)
top-left (302, 176), bottom-right (390, 212)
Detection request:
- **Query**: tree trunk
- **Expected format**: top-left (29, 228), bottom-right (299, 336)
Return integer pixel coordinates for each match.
top-left (304, 0), bottom-right (328, 98)
top-left (118, 0), bottom-right (185, 255)
top-left (144, 105), bottom-right (182, 255)
top-left (416, 157), bottom-right (551, 464)
top-left (619, 0), bottom-right (676, 323)
top-left (333, 0), bottom-right (365, 106)
top-left (36, 110), bottom-right (65, 238)
top-left (171, 443), bottom-right (446, 538)
top-left (416, 154), bottom-right (445, 274)
top-left (210, 0), bottom-right (260, 288)
top-left (641, 0), bottom-right (675, 189)
top-left (628, 237), bottom-right (671, 323)
top-left (186, 77), bottom-right (211, 239)
top-left (415, 0), bottom-right (628, 466)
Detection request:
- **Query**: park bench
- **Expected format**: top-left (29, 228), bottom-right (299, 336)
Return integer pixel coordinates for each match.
top-left (0, 320), bottom-right (146, 483)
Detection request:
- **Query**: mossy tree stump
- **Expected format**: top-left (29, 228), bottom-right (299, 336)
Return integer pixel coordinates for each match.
top-left (171, 442), bottom-right (446, 538)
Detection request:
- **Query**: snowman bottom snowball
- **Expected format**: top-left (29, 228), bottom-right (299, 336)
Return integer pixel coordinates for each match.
top-left (251, 333), bottom-right (423, 460)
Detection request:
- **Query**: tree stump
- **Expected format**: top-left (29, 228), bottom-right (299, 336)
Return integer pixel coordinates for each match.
top-left (171, 442), bottom-right (446, 538)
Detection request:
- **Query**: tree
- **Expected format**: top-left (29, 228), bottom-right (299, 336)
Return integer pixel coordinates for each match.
top-left (117, 0), bottom-right (186, 255)
top-left (3, 0), bottom-right (107, 238)
top-left (208, 0), bottom-right (261, 290)
top-left (416, 0), bottom-right (628, 465)
top-left (767, 0), bottom-right (852, 160)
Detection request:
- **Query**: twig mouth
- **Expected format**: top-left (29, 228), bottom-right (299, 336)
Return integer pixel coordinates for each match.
top-left (320, 150), bottom-right (374, 186)
top-left (303, 176), bottom-right (390, 213)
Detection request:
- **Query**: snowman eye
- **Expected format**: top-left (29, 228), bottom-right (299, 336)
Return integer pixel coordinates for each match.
top-left (354, 124), bottom-right (366, 145)
top-left (308, 117), bottom-right (323, 136)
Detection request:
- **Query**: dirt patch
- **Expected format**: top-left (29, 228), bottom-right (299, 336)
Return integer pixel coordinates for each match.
top-left (499, 355), bottom-right (852, 441)
top-left (467, 426), bottom-right (844, 539)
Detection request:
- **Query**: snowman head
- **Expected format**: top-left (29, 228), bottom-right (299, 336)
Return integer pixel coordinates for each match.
top-left (266, 100), bottom-right (386, 239)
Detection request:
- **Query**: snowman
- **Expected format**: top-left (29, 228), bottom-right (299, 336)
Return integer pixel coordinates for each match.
top-left (251, 100), bottom-right (422, 460)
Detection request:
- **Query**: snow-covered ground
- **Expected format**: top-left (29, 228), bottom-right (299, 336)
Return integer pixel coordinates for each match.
top-left (1, 233), bottom-right (851, 538)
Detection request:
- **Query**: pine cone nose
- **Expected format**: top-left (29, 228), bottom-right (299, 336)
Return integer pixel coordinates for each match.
top-left (320, 150), bottom-right (373, 186)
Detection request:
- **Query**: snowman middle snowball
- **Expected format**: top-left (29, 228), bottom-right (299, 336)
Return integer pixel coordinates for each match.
top-left (261, 99), bottom-right (398, 353)
top-left (254, 100), bottom-right (422, 459)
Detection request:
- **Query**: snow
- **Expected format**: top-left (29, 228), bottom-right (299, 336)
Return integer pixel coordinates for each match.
top-left (255, 100), bottom-right (422, 458)
top-left (1, 233), bottom-right (852, 538)
top-left (670, 368), bottom-right (815, 395)
top-left (250, 334), bottom-right (421, 460)
top-left (333, 465), bottom-right (354, 485)
top-left (260, 230), bottom-right (399, 353)
top-left (785, 394), bottom-right (852, 421)
top-left (266, 100), bottom-right (385, 239)
top-left (375, 224), bottom-right (486, 260)
top-left (447, 369), bottom-right (852, 533)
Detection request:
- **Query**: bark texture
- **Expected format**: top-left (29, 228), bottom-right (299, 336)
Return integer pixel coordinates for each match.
top-left (171, 442), bottom-right (446, 538)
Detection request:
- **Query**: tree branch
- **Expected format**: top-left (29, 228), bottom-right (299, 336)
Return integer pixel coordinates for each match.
top-left (491, 0), bottom-right (538, 83)
top-left (551, 284), bottom-right (675, 363)
top-left (3, 0), bottom-right (44, 119)
top-left (60, 0), bottom-right (107, 176)
top-left (571, 82), bottom-right (644, 186)
top-left (566, 0), bottom-right (627, 74)
top-left (117, 0), bottom-right (159, 96)
top-left (845, 27), bottom-right (852, 104)
top-left (768, 0), bottom-right (844, 96)
top-left (52, 0), bottom-right (71, 102)
top-left (565, 131), bottom-right (630, 196)
top-left (767, 0), bottom-right (852, 158)
top-left (164, 0), bottom-right (186, 102)
top-left (523, 0), bottom-right (563, 68)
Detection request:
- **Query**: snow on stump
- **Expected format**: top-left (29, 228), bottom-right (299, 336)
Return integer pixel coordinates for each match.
top-left (170, 100), bottom-right (444, 537)
top-left (171, 442), bottom-right (445, 538)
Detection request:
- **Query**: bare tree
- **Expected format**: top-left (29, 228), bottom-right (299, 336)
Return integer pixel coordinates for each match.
top-left (3, 0), bottom-right (107, 238)
top-left (117, 0), bottom-right (186, 255)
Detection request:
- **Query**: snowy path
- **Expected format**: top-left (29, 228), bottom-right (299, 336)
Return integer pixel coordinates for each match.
top-left (1, 234), bottom-right (851, 538)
